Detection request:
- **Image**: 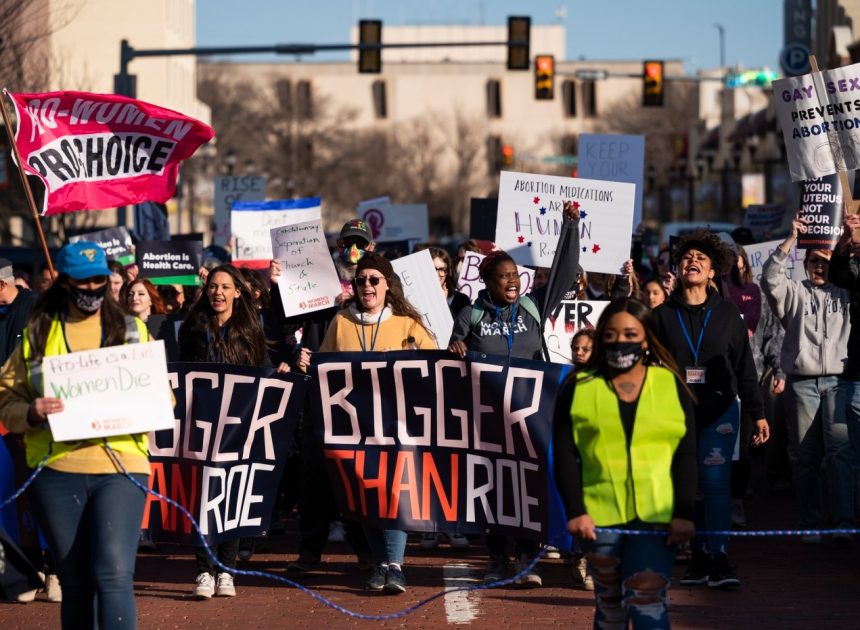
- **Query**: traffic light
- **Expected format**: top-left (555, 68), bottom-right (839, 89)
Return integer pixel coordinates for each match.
top-left (358, 19), bottom-right (382, 74)
top-left (507, 16), bottom-right (530, 70)
top-left (535, 55), bottom-right (554, 100)
top-left (643, 60), bottom-right (664, 107)
top-left (501, 143), bottom-right (514, 167)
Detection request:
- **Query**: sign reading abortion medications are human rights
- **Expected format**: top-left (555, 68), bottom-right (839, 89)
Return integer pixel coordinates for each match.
top-left (797, 173), bottom-right (844, 248)
top-left (578, 134), bottom-right (645, 226)
top-left (773, 61), bottom-right (860, 181)
top-left (495, 171), bottom-right (635, 273)
top-left (270, 219), bottom-right (342, 317)
top-left (69, 226), bottom-right (134, 265)
top-left (214, 175), bottom-right (265, 247)
top-left (456, 251), bottom-right (534, 301)
top-left (390, 249), bottom-right (454, 347)
top-left (43, 340), bottom-right (175, 442)
top-left (231, 197), bottom-right (321, 269)
top-left (136, 239), bottom-right (202, 286)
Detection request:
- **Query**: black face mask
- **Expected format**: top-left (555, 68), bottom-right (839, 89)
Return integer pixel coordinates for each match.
top-left (605, 342), bottom-right (645, 372)
top-left (69, 284), bottom-right (107, 314)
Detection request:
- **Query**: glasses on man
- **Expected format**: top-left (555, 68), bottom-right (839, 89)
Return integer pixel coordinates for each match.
top-left (435, 266), bottom-right (447, 275)
top-left (355, 275), bottom-right (383, 286)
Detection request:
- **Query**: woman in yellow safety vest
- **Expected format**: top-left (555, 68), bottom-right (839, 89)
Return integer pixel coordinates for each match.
top-left (0, 241), bottom-right (150, 629)
top-left (553, 298), bottom-right (696, 629)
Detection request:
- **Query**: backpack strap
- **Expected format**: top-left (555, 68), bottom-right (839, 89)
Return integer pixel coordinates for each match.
top-left (470, 304), bottom-right (483, 327)
top-left (517, 295), bottom-right (541, 323)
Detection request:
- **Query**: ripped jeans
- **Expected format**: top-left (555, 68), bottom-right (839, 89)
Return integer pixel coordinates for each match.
top-left (583, 520), bottom-right (675, 630)
top-left (694, 402), bottom-right (739, 557)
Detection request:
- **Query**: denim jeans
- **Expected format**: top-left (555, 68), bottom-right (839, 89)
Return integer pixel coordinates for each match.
top-left (786, 376), bottom-right (854, 528)
top-left (28, 468), bottom-right (148, 630)
top-left (694, 403), bottom-right (739, 557)
top-left (582, 520), bottom-right (675, 630)
top-left (364, 527), bottom-right (407, 565)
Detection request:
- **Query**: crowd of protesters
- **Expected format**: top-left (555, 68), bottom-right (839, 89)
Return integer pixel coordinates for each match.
top-left (1, 207), bottom-right (860, 630)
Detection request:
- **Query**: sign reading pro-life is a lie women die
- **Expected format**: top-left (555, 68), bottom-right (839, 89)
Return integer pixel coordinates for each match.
top-left (494, 171), bottom-right (635, 274)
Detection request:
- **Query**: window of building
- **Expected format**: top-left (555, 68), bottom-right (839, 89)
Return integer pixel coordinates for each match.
top-left (562, 80), bottom-right (577, 118)
top-left (561, 134), bottom-right (578, 157)
top-left (486, 79), bottom-right (502, 118)
top-left (297, 80), bottom-right (313, 120)
top-left (372, 80), bottom-right (387, 119)
top-left (487, 135), bottom-right (502, 174)
top-left (582, 80), bottom-right (597, 117)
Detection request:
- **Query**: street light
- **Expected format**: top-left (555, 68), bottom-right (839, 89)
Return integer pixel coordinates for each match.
top-left (714, 23), bottom-right (725, 69)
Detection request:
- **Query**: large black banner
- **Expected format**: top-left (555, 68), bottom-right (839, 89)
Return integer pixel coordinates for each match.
top-left (307, 351), bottom-right (568, 542)
top-left (143, 363), bottom-right (307, 546)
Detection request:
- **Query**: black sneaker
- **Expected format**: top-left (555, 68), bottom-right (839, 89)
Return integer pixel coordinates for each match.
top-left (483, 554), bottom-right (510, 584)
top-left (707, 552), bottom-right (740, 589)
top-left (366, 564), bottom-right (387, 591)
top-left (384, 565), bottom-right (407, 594)
top-left (680, 551), bottom-right (709, 586)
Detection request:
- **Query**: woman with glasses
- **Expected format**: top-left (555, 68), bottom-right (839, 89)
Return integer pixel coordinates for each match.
top-left (427, 246), bottom-right (470, 318)
top-left (297, 252), bottom-right (435, 595)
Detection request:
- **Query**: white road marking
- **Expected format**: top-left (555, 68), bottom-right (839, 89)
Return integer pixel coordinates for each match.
top-left (443, 563), bottom-right (480, 625)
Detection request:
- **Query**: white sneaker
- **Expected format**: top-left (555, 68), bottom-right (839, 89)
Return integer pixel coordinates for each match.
top-left (513, 554), bottom-right (542, 588)
top-left (16, 572), bottom-right (44, 603)
top-left (194, 572), bottom-right (215, 599)
top-left (447, 533), bottom-right (469, 550)
top-left (215, 572), bottom-right (236, 597)
top-left (420, 533), bottom-right (441, 549)
top-left (328, 521), bottom-right (347, 543)
top-left (544, 545), bottom-right (561, 559)
top-left (45, 574), bottom-right (62, 603)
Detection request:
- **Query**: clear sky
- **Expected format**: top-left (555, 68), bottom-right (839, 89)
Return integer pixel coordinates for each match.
top-left (196, 0), bottom-right (783, 73)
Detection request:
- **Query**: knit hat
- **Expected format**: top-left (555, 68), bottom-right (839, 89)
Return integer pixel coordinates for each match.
top-left (355, 251), bottom-right (394, 280)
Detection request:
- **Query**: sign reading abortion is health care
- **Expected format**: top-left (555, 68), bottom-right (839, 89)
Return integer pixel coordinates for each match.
top-left (43, 340), bottom-right (175, 442)
top-left (495, 171), bottom-right (635, 273)
top-left (137, 239), bottom-right (202, 286)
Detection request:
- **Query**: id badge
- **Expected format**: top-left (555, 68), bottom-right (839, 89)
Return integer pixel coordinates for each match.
top-left (685, 367), bottom-right (706, 384)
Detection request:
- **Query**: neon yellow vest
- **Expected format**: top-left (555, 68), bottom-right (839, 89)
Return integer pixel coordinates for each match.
top-left (21, 313), bottom-right (150, 468)
top-left (569, 367), bottom-right (687, 526)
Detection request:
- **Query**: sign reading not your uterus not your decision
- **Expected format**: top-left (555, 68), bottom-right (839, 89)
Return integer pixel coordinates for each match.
top-left (270, 219), bottom-right (342, 317)
top-left (494, 171), bottom-right (635, 273)
top-left (797, 172), bottom-right (847, 248)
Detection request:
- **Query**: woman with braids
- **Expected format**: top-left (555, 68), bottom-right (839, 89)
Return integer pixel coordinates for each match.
top-left (653, 230), bottom-right (769, 590)
top-left (554, 298), bottom-right (696, 629)
top-left (0, 242), bottom-right (151, 628)
top-left (297, 252), bottom-right (435, 595)
top-left (178, 264), bottom-right (290, 599)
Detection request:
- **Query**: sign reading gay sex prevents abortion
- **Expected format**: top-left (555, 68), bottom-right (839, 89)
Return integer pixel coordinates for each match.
top-left (307, 351), bottom-right (568, 541)
top-left (773, 61), bottom-right (860, 181)
top-left (143, 364), bottom-right (308, 546)
top-left (495, 171), bottom-right (635, 273)
top-left (231, 197), bottom-right (321, 268)
top-left (42, 340), bottom-right (175, 442)
top-left (136, 239), bottom-right (202, 286)
top-left (7, 90), bottom-right (214, 215)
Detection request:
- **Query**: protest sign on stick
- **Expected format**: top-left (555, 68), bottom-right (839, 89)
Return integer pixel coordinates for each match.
top-left (743, 204), bottom-right (786, 241)
top-left (578, 134), bottom-right (645, 226)
top-left (43, 341), bottom-right (175, 442)
top-left (232, 197), bottom-right (321, 268)
top-left (456, 251), bottom-right (534, 301)
top-left (390, 250), bottom-right (454, 346)
top-left (137, 239), bottom-right (202, 285)
top-left (796, 173), bottom-right (845, 248)
top-left (495, 171), bottom-right (635, 273)
top-left (270, 219), bottom-right (342, 316)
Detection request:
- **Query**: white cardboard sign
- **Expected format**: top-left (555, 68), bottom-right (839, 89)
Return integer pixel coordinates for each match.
top-left (358, 198), bottom-right (430, 243)
top-left (743, 239), bottom-right (806, 284)
top-left (231, 198), bottom-right (321, 266)
top-left (43, 341), bottom-right (175, 442)
top-left (390, 249), bottom-right (453, 347)
top-left (455, 251), bottom-right (534, 302)
top-left (543, 300), bottom-right (610, 364)
top-left (495, 171), bottom-right (635, 273)
top-left (271, 220), bottom-right (342, 316)
top-left (578, 134), bottom-right (645, 226)
top-left (214, 176), bottom-right (266, 247)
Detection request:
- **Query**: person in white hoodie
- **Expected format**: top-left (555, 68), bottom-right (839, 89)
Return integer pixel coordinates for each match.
top-left (760, 215), bottom-right (853, 545)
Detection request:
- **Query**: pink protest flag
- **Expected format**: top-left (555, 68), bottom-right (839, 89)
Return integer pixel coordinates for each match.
top-left (4, 90), bottom-right (214, 215)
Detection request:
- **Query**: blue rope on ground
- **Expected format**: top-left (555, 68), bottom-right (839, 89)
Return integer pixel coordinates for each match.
top-left (4, 449), bottom-right (859, 620)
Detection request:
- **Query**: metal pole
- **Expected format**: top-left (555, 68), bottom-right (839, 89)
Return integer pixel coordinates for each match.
top-left (714, 23), bottom-right (725, 68)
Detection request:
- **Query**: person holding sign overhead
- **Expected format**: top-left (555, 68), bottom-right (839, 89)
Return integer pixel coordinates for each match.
top-left (653, 231), bottom-right (768, 589)
top-left (0, 241), bottom-right (151, 629)
top-left (297, 252), bottom-right (436, 595)
top-left (178, 264), bottom-right (290, 599)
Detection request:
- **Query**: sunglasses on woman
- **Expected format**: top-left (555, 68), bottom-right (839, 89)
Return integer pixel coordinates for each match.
top-left (355, 275), bottom-right (383, 286)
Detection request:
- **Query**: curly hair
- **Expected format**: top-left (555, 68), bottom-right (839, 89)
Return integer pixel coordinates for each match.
top-left (673, 229), bottom-right (735, 275)
top-left (477, 251), bottom-right (516, 282)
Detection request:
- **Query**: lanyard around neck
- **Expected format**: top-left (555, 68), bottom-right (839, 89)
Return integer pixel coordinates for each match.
top-left (360, 309), bottom-right (385, 351)
top-left (494, 301), bottom-right (519, 354)
top-left (675, 308), bottom-right (711, 366)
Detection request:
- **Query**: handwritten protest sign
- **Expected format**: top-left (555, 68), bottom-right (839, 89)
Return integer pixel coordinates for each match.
top-left (744, 239), bottom-right (806, 283)
top-left (270, 219), bottom-right (341, 316)
top-left (358, 198), bottom-right (430, 243)
top-left (137, 239), bottom-right (202, 286)
top-left (390, 250), bottom-right (454, 347)
top-left (578, 134), bottom-right (645, 226)
top-left (69, 226), bottom-right (134, 265)
top-left (797, 173), bottom-right (844, 248)
top-left (232, 197), bottom-right (321, 268)
top-left (743, 204), bottom-right (786, 240)
top-left (43, 341), bottom-right (174, 442)
top-left (456, 251), bottom-right (534, 301)
top-left (145, 363), bottom-right (307, 545)
top-left (495, 171), bottom-right (635, 273)
top-left (543, 300), bottom-right (610, 364)
top-left (214, 175), bottom-right (265, 247)
top-left (773, 62), bottom-right (860, 180)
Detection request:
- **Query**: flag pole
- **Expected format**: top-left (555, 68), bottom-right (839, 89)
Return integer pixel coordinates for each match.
top-left (0, 92), bottom-right (55, 275)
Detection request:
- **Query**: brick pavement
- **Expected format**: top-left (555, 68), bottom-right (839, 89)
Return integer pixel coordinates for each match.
top-left (2, 465), bottom-right (860, 628)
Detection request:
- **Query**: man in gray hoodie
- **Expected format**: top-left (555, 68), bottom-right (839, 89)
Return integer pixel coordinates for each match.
top-left (761, 216), bottom-right (853, 544)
